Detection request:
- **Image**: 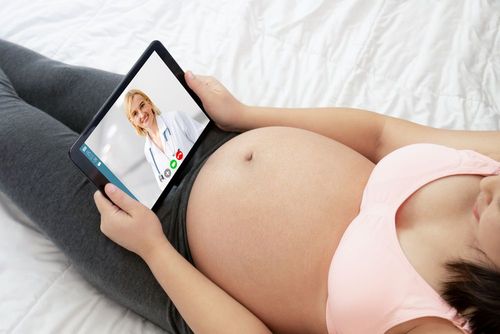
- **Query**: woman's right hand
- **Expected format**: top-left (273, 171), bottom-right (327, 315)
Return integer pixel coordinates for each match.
top-left (185, 71), bottom-right (248, 132)
top-left (94, 183), bottom-right (168, 260)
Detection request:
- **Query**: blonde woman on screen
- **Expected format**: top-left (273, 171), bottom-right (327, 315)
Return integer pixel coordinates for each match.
top-left (124, 89), bottom-right (204, 188)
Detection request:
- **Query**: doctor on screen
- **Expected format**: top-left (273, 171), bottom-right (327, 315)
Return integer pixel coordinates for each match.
top-left (124, 89), bottom-right (204, 189)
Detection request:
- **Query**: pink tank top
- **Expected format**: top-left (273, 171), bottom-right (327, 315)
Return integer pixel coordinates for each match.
top-left (326, 143), bottom-right (500, 334)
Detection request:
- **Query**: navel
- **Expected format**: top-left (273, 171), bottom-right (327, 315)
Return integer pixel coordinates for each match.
top-left (244, 150), bottom-right (254, 162)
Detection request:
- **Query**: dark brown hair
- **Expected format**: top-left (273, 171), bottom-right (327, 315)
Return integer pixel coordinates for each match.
top-left (442, 260), bottom-right (500, 334)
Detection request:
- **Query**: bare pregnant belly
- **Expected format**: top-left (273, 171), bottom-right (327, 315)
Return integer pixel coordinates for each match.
top-left (186, 127), bottom-right (374, 333)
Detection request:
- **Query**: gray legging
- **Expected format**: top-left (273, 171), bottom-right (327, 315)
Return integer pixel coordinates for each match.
top-left (0, 39), bottom-right (236, 334)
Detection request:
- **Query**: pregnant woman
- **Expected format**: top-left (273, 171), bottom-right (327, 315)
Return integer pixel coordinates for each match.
top-left (1, 39), bottom-right (499, 334)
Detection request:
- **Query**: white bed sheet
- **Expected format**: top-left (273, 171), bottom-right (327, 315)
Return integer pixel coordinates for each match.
top-left (1, 0), bottom-right (499, 333)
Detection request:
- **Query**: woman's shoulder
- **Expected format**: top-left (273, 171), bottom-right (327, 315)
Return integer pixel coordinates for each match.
top-left (361, 143), bottom-right (499, 207)
top-left (373, 143), bottom-right (500, 178)
top-left (370, 143), bottom-right (460, 180)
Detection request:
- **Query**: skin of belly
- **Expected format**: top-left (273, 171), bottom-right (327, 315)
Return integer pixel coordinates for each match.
top-left (186, 126), bottom-right (374, 333)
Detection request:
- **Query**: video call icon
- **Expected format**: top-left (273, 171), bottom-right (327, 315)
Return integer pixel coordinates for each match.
top-left (170, 159), bottom-right (177, 169)
top-left (164, 168), bottom-right (171, 178)
top-left (175, 149), bottom-right (183, 160)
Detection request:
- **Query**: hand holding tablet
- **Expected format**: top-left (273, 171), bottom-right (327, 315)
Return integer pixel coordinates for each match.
top-left (93, 183), bottom-right (166, 258)
top-left (69, 41), bottom-right (211, 211)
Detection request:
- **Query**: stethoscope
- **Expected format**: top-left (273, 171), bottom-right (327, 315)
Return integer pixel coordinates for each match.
top-left (149, 127), bottom-right (177, 183)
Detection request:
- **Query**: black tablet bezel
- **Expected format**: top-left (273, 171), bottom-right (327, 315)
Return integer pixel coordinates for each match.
top-left (68, 40), bottom-right (211, 212)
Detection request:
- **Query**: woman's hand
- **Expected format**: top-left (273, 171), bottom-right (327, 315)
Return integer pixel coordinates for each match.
top-left (94, 183), bottom-right (167, 259)
top-left (185, 71), bottom-right (248, 132)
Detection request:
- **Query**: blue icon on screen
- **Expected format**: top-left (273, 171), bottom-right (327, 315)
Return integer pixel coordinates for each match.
top-left (79, 144), bottom-right (138, 201)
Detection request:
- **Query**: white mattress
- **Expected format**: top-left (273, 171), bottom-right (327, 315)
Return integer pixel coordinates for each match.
top-left (1, 0), bottom-right (499, 332)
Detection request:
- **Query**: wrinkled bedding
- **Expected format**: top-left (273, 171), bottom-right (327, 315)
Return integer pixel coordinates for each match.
top-left (1, 0), bottom-right (499, 332)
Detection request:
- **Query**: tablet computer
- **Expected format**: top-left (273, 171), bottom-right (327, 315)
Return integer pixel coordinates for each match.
top-left (69, 40), bottom-right (211, 211)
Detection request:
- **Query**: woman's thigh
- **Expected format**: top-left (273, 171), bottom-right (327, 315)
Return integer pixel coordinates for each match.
top-left (0, 67), bottom-right (191, 333)
top-left (0, 39), bottom-right (122, 134)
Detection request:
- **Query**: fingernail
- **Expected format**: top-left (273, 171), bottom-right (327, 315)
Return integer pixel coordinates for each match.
top-left (107, 183), bottom-right (117, 193)
top-left (186, 71), bottom-right (195, 80)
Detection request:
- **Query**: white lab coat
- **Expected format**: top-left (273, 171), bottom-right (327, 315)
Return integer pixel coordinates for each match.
top-left (144, 111), bottom-right (205, 189)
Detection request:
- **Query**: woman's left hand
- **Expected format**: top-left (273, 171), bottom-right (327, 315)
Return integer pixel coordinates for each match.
top-left (185, 71), bottom-right (248, 132)
top-left (94, 183), bottom-right (167, 259)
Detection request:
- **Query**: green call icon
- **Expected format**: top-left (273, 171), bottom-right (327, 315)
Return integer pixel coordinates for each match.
top-left (170, 159), bottom-right (178, 169)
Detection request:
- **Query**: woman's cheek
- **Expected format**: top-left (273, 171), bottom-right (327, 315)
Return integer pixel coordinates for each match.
top-left (478, 210), bottom-right (500, 264)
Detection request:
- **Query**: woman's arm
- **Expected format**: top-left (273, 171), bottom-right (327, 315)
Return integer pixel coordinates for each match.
top-left (241, 105), bottom-right (385, 162)
top-left (241, 105), bottom-right (500, 163)
top-left (245, 106), bottom-right (500, 162)
top-left (144, 240), bottom-right (271, 334)
top-left (94, 184), bottom-right (271, 334)
top-left (185, 72), bottom-right (384, 162)
top-left (377, 116), bottom-right (500, 161)
top-left (186, 72), bottom-right (500, 162)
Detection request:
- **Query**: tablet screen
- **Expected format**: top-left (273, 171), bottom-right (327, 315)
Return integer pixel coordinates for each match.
top-left (78, 50), bottom-right (209, 209)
